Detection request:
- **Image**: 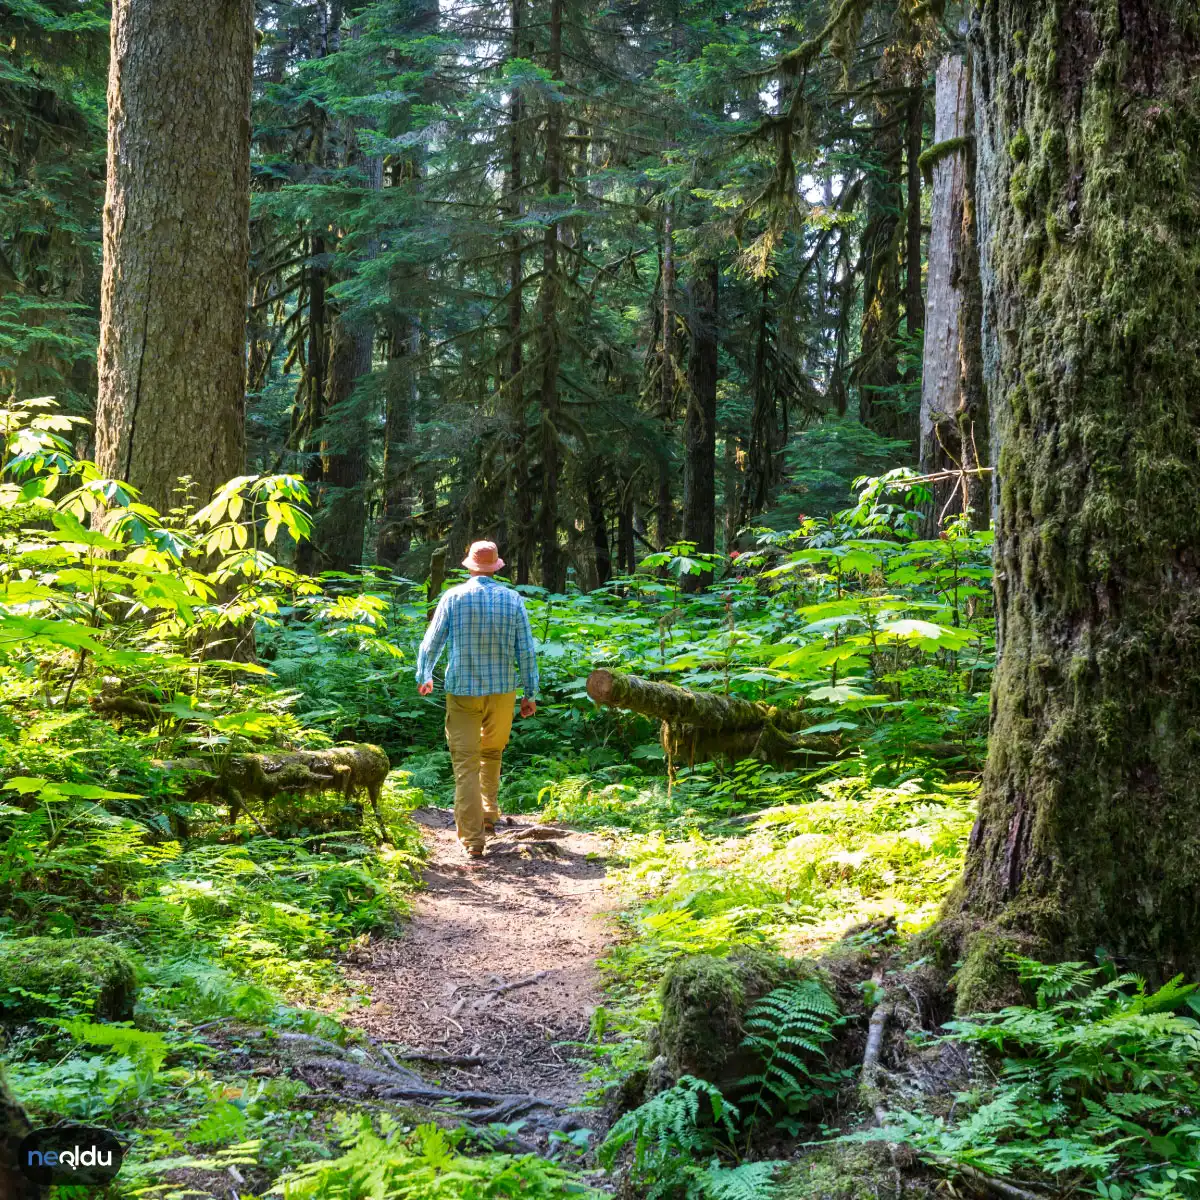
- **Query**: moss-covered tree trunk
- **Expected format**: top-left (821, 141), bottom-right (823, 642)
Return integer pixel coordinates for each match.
top-left (950, 1), bottom-right (1200, 987)
top-left (95, 0), bottom-right (253, 515)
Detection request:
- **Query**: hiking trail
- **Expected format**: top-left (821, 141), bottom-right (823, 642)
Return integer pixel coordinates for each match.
top-left (342, 806), bottom-right (613, 1137)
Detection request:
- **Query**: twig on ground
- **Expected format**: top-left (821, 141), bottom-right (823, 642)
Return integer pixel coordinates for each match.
top-left (481, 971), bottom-right (550, 1002)
top-left (942, 1162), bottom-right (1047, 1200)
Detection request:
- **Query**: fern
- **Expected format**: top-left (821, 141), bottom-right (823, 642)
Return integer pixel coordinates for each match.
top-left (852, 956), bottom-right (1200, 1199)
top-left (738, 979), bottom-right (843, 1139)
top-left (266, 1116), bottom-right (599, 1198)
top-left (600, 1076), bottom-right (756, 1200)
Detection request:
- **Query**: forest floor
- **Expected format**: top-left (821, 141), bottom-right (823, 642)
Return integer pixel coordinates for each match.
top-left (344, 805), bottom-right (614, 1124)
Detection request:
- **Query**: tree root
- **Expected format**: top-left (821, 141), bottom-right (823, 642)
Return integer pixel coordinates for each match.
top-left (264, 1032), bottom-right (559, 1123)
top-left (298, 1054), bottom-right (557, 1119)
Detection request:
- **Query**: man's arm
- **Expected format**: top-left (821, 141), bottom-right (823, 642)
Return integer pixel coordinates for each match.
top-left (514, 596), bottom-right (539, 701)
top-left (416, 593), bottom-right (452, 691)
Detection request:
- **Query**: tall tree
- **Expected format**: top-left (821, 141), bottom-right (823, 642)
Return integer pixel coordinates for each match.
top-left (537, 0), bottom-right (566, 592)
top-left (95, 0), bottom-right (254, 513)
top-left (681, 257), bottom-right (718, 591)
top-left (855, 76), bottom-right (904, 441)
top-left (948, 0), bottom-right (1200, 998)
top-left (0, 0), bottom-right (106, 415)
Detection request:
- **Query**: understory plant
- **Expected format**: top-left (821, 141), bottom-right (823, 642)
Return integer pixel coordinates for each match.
top-left (854, 958), bottom-right (1200, 1200)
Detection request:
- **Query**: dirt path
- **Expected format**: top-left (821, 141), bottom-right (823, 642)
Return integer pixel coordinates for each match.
top-left (345, 807), bottom-right (613, 1116)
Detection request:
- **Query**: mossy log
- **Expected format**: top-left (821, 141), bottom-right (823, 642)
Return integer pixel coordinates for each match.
top-left (587, 668), bottom-right (807, 732)
top-left (587, 668), bottom-right (832, 767)
top-left (590, 669), bottom-right (975, 769)
top-left (160, 745), bottom-right (391, 841)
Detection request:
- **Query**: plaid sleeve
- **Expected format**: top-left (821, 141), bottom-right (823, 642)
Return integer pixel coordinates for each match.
top-left (514, 595), bottom-right (539, 699)
top-left (416, 592), bottom-right (452, 687)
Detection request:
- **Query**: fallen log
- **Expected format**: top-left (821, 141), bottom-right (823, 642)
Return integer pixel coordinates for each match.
top-left (587, 669), bottom-right (977, 770)
top-left (587, 668), bottom-right (828, 767)
top-left (156, 745), bottom-right (391, 841)
top-left (586, 668), bottom-right (806, 732)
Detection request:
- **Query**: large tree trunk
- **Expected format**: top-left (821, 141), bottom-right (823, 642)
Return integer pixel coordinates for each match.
top-left (656, 210), bottom-right (678, 550)
top-left (918, 54), bottom-right (989, 532)
top-left (294, 233), bottom-right (328, 577)
top-left (95, 0), bottom-right (253, 515)
top-left (682, 258), bottom-right (718, 592)
top-left (586, 475), bottom-right (613, 587)
top-left (948, 1), bottom-right (1200, 995)
top-left (737, 280), bottom-right (771, 528)
top-left (377, 313), bottom-right (417, 568)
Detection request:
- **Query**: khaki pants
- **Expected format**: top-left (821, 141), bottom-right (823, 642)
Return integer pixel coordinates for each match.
top-left (445, 692), bottom-right (516, 850)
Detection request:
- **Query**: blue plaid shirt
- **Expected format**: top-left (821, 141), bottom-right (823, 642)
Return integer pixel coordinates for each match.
top-left (416, 576), bottom-right (540, 698)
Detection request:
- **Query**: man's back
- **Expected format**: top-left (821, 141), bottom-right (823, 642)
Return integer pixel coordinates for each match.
top-left (417, 575), bottom-right (539, 699)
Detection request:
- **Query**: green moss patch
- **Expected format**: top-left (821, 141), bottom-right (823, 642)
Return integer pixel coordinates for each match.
top-left (0, 938), bottom-right (137, 1022)
top-left (657, 946), bottom-right (812, 1085)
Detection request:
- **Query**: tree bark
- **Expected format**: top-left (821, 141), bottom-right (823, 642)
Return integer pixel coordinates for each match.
top-left (682, 258), bottom-right (718, 592)
top-left (95, 0), bottom-right (253, 515)
top-left (918, 54), bottom-right (989, 532)
top-left (294, 232), bottom-right (328, 576)
top-left (949, 0), bottom-right (1200, 986)
top-left (377, 313), bottom-right (417, 568)
top-left (617, 477), bottom-right (636, 575)
top-left (737, 277), bottom-right (779, 528)
top-left (505, 0), bottom-right (534, 585)
top-left (656, 211), bottom-right (678, 550)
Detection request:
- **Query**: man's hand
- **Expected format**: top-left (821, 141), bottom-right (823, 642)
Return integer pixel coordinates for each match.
top-left (520, 698), bottom-right (537, 718)
top-left (418, 682), bottom-right (434, 696)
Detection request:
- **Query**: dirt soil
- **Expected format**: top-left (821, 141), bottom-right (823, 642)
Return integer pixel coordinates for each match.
top-left (345, 806), bottom-right (614, 1114)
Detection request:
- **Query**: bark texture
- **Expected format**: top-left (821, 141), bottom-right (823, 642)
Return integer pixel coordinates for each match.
top-left (96, 0), bottom-right (253, 514)
top-left (950, 0), bottom-right (1200, 987)
top-left (918, 54), bottom-right (989, 530)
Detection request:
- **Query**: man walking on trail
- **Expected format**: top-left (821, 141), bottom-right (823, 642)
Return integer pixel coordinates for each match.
top-left (416, 541), bottom-right (539, 860)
